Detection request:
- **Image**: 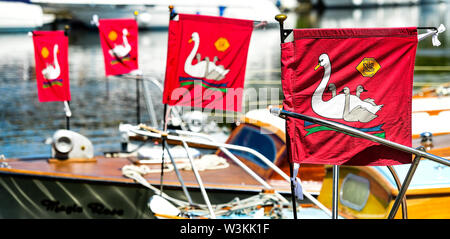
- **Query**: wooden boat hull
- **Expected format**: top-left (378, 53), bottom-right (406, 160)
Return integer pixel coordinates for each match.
top-left (0, 170), bottom-right (292, 219)
top-left (317, 160), bottom-right (450, 219)
top-left (0, 155), bottom-right (307, 219)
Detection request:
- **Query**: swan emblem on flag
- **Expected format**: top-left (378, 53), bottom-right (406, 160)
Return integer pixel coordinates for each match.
top-left (312, 53), bottom-right (383, 123)
top-left (108, 28), bottom-right (132, 59)
top-left (41, 44), bottom-right (63, 88)
top-left (184, 32), bottom-right (230, 81)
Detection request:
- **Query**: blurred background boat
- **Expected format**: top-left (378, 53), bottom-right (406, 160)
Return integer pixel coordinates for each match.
top-left (310, 0), bottom-right (442, 8)
top-left (30, 0), bottom-right (281, 29)
top-left (0, 0), bottom-right (54, 32)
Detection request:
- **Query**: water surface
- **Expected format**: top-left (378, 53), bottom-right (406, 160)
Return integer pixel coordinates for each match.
top-left (0, 3), bottom-right (449, 158)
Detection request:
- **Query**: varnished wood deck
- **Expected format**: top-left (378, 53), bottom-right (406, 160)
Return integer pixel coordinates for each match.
top-left (0, 156), bottom-right (295, 194)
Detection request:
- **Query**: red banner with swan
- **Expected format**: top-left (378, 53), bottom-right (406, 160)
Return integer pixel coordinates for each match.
top-left (32, 31), bottom-right (71, 102)
top-left (281, 27), bottom-right (418, 166)
top-left (98, 19), bottom-right (139, 76)
top-left (162, 14), bottom-right (253, 112)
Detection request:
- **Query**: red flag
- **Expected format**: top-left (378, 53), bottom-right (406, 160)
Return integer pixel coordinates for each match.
top-left (162, 14), bottom-right (253, 112)
top-left (32, 31), bottom-right (71, 102)
top-left (281, 27), bottom-right (418, 166)
top-left (98, 19), bottom-right (139, 76)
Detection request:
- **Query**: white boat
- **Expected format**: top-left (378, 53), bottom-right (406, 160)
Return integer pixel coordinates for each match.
top-left (0, 1), bottom-right (53, 32)
top-left (314, 0), bottom-right (435, 8)
top-left (412, 83), bottom-right (450, 138)
top-left (30, 0), bottom-right (281, 29)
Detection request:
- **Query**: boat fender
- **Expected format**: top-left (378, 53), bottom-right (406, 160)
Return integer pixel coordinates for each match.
top-left (148, 195), bottom-right (181, 219)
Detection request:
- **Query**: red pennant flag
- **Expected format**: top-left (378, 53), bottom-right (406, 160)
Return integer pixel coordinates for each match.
top-left (98, 19), bottom-right (139, 76)
top-left (162, 14), bottom-right (253, 112)
top-left (281, 27), bottom-right (418, 166)
top-left (32, 31), bottom-right (71, 102)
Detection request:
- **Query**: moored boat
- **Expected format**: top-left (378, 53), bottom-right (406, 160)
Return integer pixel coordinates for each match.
top-left (0, 1), bottom-right (53, 33)
top-left (0, 109), bottom-right (329, 219)
top-left (30, 0), bottom-right (281, 29)
top-left (315, 83), bottom-right (450, 219)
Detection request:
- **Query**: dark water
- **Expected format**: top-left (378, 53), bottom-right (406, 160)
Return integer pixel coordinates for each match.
top-left (1, 3), bottom-right (449, 158)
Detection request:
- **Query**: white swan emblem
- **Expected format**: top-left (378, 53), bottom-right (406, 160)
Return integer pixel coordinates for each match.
top-left (184, 32), bottom-right (230, 81)
top-left (341, 87), bottom-right (379, 123)
top-left (109, 28), bottom-right (131, 58)
top-left (41, 44), bottom-right (61, 80)
top-left (312, 53), bottom-right (383, 122)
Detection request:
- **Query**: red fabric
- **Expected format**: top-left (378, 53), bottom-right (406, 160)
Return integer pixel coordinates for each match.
top-left (281, 27), bottom-right (418, 166)
top-left (162, 20), bottom-right (181, 105)
top-left (98, 19), bottom-right (139, 76)
top-left (32, 31), bottom-right (71, 102)
top-left (162, 14), bottom-right (253, 112)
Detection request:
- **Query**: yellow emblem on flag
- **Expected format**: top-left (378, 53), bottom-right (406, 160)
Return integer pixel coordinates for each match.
top-left (41, 47), bottom-right (49, 58)
top-left (108, 31), bottom-right (118, 41)
top-left (214, 37), bottom-right (230, 52)
top-left (356, 58), bottom-right (381, 77)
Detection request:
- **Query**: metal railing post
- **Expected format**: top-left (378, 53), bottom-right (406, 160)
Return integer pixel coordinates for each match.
top-left (181, 140), bottom-right (216, 219)
top-left (163, 140), bottom-right (194, 205)
top-left (332, 165), bottom-right (339, 219)
top-left (387, 165), bottom-right (408, 219)
top-left (132, 127), bottom-right (332, 217)
top-left (388, 148), bottom-right (423, 219)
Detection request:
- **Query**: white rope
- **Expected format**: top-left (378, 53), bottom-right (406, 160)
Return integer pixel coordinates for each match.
top-left (123, 163), bottom-right (305, 218)
top-left (177, 155), bottom-right (229, 171)
top-left (431, 24), bottom-right (446, 47)
top-left (136, 154), bottom-right (230, 173)
top-left (418, 24), bottom-right (446, 46)
top-left (121, 165), bottom-right (189, 207)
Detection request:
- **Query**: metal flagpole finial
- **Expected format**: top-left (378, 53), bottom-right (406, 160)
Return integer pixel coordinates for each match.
top-left (275, 14), bottom-right (287, 24)
top-left (64, 25), bottom-right (70, 36)
top-left (275, 14), bottom-right (292, 43)
top-left (169, 5), bottom-right (177, 20)
top-left (169, 5), bottom-right (174, 16)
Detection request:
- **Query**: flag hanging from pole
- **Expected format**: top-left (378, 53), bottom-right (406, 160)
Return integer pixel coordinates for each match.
top-left (162, 14), bottom-right (253, 112)
top-left (281, 27), bottom-right (418, 166)
top-left (98, 18), bottom-right (139, 76)
top-left (32, 31), bottom-right (71, 102)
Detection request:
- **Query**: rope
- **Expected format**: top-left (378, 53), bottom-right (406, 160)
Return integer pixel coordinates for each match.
top-left (177, 155), bottom-right (229, 171)
top-left (134, 154), bottom-right (230, 173)
top-left (122, 163), bottom-right (294, 219)
top-left (121, 165), bottom-right (189, 207)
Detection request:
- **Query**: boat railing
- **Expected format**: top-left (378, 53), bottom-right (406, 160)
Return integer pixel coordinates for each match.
top-left (130, 125), bottom-right (333, 217)
top-left (269, 106), bottom-right (450, 219)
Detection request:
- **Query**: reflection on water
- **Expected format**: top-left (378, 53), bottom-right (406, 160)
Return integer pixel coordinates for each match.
top-left (0, 4), bottom-right (449, 158)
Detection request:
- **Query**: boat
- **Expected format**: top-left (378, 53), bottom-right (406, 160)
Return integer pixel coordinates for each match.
top-left (314, 83), bottom-right (450, 219)
top-left (0, 1), bottom-right (54, 33)
top-left (412, 82), bottom-right (450, 137)
top-left (30, 0), bottom-right (281, 29)
top-left (0, 105), bottom-right (331, 219)
top-left (312, 0), bottom-right (439, 8)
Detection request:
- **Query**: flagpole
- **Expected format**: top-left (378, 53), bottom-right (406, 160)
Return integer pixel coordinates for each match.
top-left (275, 13), bottom-right (299, 220)
top-left (158, 5), bottom-right (177, 197)
top-left (64, 25), bottom-right (71, 130)
top-left (133, 11), bottom-right (142, 125)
